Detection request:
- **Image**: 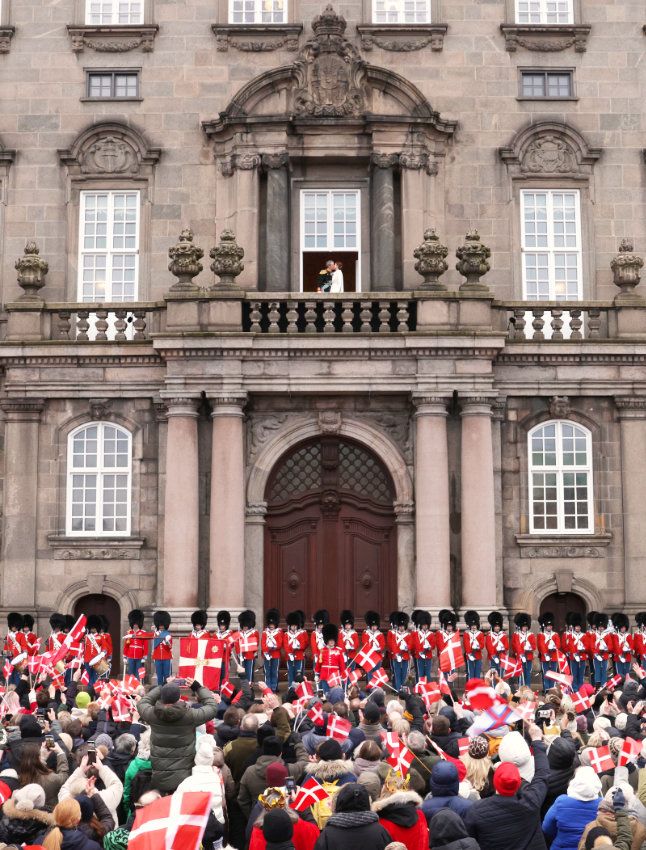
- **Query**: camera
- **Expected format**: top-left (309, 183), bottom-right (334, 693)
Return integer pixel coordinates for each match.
top-left (87, 742), bottom-right (97, 765)
top-left (285, 777), bottom-right (296, 793)
top-left (45, 735), bottom-right (55, 750)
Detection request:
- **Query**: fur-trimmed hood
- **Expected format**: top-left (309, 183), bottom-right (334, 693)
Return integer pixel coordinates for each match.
top-left (305, 758), bottom-right (356, 782)
top-left (372, 790), bottom-right (423, 812)
top-left (2, 799), bottom-right (55, 825)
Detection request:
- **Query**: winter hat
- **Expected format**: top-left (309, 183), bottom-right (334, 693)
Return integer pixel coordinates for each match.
top-left (194, 737), bottom-right (215, 767)
top-left (579, 683), bottom-right (595, 698)
top-left (361, 702), bottom-right (380, 724)
top-left (102, 827), bottom-right (131, 850)
top-left (493, 762), bottom-right (523, 796)
top-left (614, 713), bottom-right (628, 732)
top-left (0, 770), bottom-right (18, 794)
top-left (603, 781), bottom-right (634, 806)
top-left (567, 766), bottom-right (602, 801)
top-left (13, 784), bottom-right (46, 811)
top-left (75, 691), bottom-right (91, 709)
top-left (468, 736), bottom-right (490, 759)
top-left (137, 729), bottom-right (151, 760)
top-left (94, 733), bottom-right (114, 751)
top-left (262, 737), bottom-right (283, 758)
top-left (262, 809), bottom-right (294, 843)
top-left (367, 687), bottom-right (385, 707)
top-left (335, 782), bottom-right (371, 813)
top-left (20, 716), bottom-right (43, 740)
top-left (327, 687), bottom-right (345, 705)
top-left (160, 683), bottom-right (180, 705)
top-left (318, 738), bottom-right (344, 762)
top-left (498, 731), bottom-right (535, 782)
top-left (76, 794), bottom-right (94, 823)
top-left (357, 771), bottom-right (381, 801)
top-left (265, 761), bottom-right (289, 787)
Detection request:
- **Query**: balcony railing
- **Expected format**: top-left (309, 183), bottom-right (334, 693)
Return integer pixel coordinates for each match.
top-left (43, 303), bottom-right (166, 341)
top-left (502, 302), bottom-right (611, 341)
top-left (243, 297), bottom-right (417, 333)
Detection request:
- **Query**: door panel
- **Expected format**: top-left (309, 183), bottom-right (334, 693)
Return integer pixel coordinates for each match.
top-left (73, 594), bottom-right (122, 674)
top-left (267, 515), bottom-right (320, 617)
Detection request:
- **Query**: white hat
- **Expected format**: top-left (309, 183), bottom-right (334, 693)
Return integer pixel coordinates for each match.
top-left (497, 731), bottom-right (535, 782)
top-left (13, 783), bottom-right (46, 811)
top-left (194, 736), bottom-right (215, 767)
top-left (567, 766), bottom-right (602, 802)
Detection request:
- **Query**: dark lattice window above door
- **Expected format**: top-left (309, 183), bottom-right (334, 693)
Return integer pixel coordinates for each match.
top-left (337, 441), bottom-right (393, 504)
top-left (268, 442), bottom-right (321, 502)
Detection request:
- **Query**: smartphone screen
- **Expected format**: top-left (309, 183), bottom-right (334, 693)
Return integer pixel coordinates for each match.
top-left (87, 744), bottom-right (96, 765)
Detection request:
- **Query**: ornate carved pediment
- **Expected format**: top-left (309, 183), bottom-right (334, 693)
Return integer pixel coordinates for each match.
top-left (499, 121), bottom-right (601, 179)
top-left (59, 121), bottom-right (161, 179)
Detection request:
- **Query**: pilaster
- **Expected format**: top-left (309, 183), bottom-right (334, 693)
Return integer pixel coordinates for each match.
top-left (615, 396), bottom-right (646, 607)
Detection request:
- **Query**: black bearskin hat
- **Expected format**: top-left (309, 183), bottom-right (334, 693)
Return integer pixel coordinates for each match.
top-left (266, 608), bottom-right (280, 627)
top-left (611, 612), bottom-right (629, 632)
top-left (239, 609), bottom-right (256, 630)
top-left (411, 610), bottom-right (422, 627)
top-left (566, 612), bottom-right (583, 629)
top-left (365, 611), bottom-right (380, 628)
top-left (287, 611), bottom-right (304, 628)
top-left (22, 614), bottom-right (34, 631)
top-left (7, 613), bottom-right (23, 631)
top-left (64, 615), bottom-right (75, 631)
top-left (128, 609), bottom-right (144, 629)
top-left (538, 612), bottom-right (555, 629)
top-left (395, 612), bottom-right (409, 629)
top-left (217, 610), bottom-right (231, 629)
top-left (99, 616), bottom-right (110, 633)
top-left (340, 610), bottom-right (354, 627)
top-left (153, 610), bottom-right (171, 630)
top-left (313, 609), bottom-right (329, 627)
top-left (488, 611), bottom-right (503, 630)
top-left (636, 612), bottom-right (646, 627)
top-left (416, 610), bottom-right (432, 628)
top-left (465, 610), bottom-right (481, 629)
top-left (587, 611), bottom-right (599, 628)
top-left (191, 609), bottom-right (208, 629)
top-left (49, 613), bottom-right (65, 632)
top-left (86, 615), bottom-right (102, 632)
top-left (388, 611), bottom-right (399, 628)
top-left (594, 612), bottom-right (609, 629)
top-left (322, 623), bottom-right (339, 644)
top-left (514, 612), bottom-right (531, 630)
top-left (439, 609), bottom-right (457, 629)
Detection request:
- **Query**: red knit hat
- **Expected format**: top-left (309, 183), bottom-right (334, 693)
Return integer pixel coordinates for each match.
top-left (493, 762), bottom-right (522, 796)
top-left (265, 761), bottom-right (289, 787)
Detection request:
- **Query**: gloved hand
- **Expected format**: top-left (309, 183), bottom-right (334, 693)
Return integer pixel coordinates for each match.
top-left (612, 787), bottom-right (626, 810)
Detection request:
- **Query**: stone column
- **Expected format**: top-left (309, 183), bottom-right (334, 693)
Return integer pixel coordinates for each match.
top-left (371, 154), bottom-right (397, 292)
top-left (263, 153), bottom-right (290, 292)
top-left (245, 501), bottom-right (267, 615)
top-left (1, 399), bottom-right (44, 608)
top-left (616, 397), bottom-right (646, 606)
top-left (395, 502), bottom-right (415, 611)
top-left (401, 157), bottom-right (437, 289)
top-left (234, 161), bottom-right (261, 289)
top-left (460, 397), bottom-right (497, 609)
top-left (162, 398), bottom-right (200, 608)
top-left (210, 395), bottom-right (246, 608)
top-left (414, 396), bottom-right (451, 608)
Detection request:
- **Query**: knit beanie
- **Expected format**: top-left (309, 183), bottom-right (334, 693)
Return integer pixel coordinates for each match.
top-left (262, 736), bottom-right (283, 758)
top-left (317, 739), bottom-right (343, 762)
top-left (75, 691), bottom-right (91, 709)
top-left (94, 733), bottom-right (114, 751)
top-left (194, 737), bottom-right (215, 767)
top-left (102, 827), bottom-right (131, 850)
top-left (335, 782), bottom-right (371, 813)
top-left (262, 809), bottom-right (294, 843)
top-left (160, 683), bottom-right (180, 704)
top-left (357, 771), bottom-right (381, 802)
top-left (265, 761), bottom-right (288, 787)
top-left (468, 736), bottom-right (490, 759)
top-left (76, 794), bottom-right (94, 823)
top-left (498, 731), bottom-right (535, 782)
top-left (493, 762), bottom-right (522, 796)
top-left (13, 783), bottom-right (46, 811)
top-left (614, 713), bottom-right (628, 732)
top-left (20, 716), bottom-right (43, 740)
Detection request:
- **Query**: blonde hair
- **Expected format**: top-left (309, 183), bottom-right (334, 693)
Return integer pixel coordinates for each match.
top-left (390, 717), bottom-right (410, 736)
top-left (43, 799), bottom-right (81, 850)
top-left (461, 753), bottom-right (493, 792)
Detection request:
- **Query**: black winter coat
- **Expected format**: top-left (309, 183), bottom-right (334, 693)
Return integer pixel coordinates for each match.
top-left (430, 809), bottom-right (481, 850)
top-left (137, 685), bottom-right (217, 792)
top-left (0, 800), bottom-right (55, 846)
top-left (541, 733), bottom-right (577, 817)
top-left (464, 740), bottom-right (550, 850)
top-left (313, 812), bottom-right (392, 850)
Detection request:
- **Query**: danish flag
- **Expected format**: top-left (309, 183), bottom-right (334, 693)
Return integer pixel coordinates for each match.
top-left (464, 679), bottom-right (498, 711)
top-left (220, 681), bottom-right (234, 700)
top-left (618, 737), bottom-right (641, 767)
top-left (440, 636), bottom-right (464, 672)
top-left (178, 638), bottom-right (224, 691)
top-left (128, 789), bottom-right (213, 850)
top-left (458, 738), bottom-right (470, 756)
top-left (545, 670), bottom-right (573, 690)
top-left (307, 702), bottom-right (324, 725)
top-left (138, 666), bottom-right (146, 680)
top-left (367, 667), bottom-right (389, 689)
top-left (415, 680), bottom-right (441, 702)
top-left (500, 654), bottom-right (523, 680)
top-left (515, 700), bottom-right (538, 722)
top-left (79, 669), bottom-right (90, 686)
top-left (238, 632), bottom-right (259, 655)
top-left (47, 615), bottom-right (87, 666)
top-left (325, 672), bottom-right (343, 689)
top-left (386, 744), bottom-right (415, 777)
top-left (291, 778), bottom-right (330, 812)
top-left (2, 661), bottom-right (12, 681)
top-left (587, 746), bottom-right (614, 774)
top-left (355, 647), bottom-right (381, 672)
top-left (0, 781), bottom-right (11, 806)
top-left (295, 680), bottom-right (314, 699)
top-left (605, 675), bottom-right (623, 692)
top-left (556, 651), bottom-right (571, 675)
top-left (347, 668), bottom-right (361, 686)
top-left (571, 690), bottom-right (593, 714)
top-left (438, 671), bottom-right (452, 696)
top-left (382, 730), bottom-right (402, 753)
top-left (111, 695), bottom-right (132, 722)
top-left (327, 715), bottom-right (352, 742)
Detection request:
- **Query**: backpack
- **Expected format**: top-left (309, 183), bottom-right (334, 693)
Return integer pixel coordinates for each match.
top-left (310, 779), bottom-right (341, 829)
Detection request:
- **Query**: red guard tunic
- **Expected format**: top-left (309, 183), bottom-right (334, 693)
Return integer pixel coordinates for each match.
top-left (634, 628), bottom-right (646, 663)
top-left (463, 629), bottom-right (485, 661)
top-left (237, 629), bottom-right (259, 661)
top-left (387, 630), bottom-right (412, 662)
top-left (314, 646), bottom-right (347, 681)
top-left (284, 628), bottom-right (308, 662)
top-left (337, 628), bottom-right (360, 663)
top-left (102, 632), bottom-right (113, 661)
top-left (361, 628), bottom-right (385, 662)
top-left (152, 629), bottom-right (172, 661)
top-left (47, 630), bottom-right (65, 656)
top-left (83, 631), bottom-right (105, 664)
top-left (261, 626), bottom-right (283, 660)
top-left (4, 630), bottom-right (27, 658)
top-left (485, 629), bottom-right (509, 664)
top-left (611, 631), bottom-right (634, 665)
top-left (310, 628), bottom-right (326, 664)
top-left (124, 628), bottom-right (153, 661)
top-left (537, 630), bottom-right (561, 663)
top-left (512, 630), bottom-right (536, 662)
top-left (23, 630), bottom-right (39, 656)
top-left (590, 629), bottom-right (612, 662)
top-left (412, 628), bottom-right (435, 660)
top-left (566, 630), bottom-right (588, 663)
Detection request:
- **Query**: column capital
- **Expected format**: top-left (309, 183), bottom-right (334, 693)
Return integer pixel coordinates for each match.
top-left (460, 396), bottom-right (496, 416)
top-left (394, 500), bottom-right (415, 523)
top-left (164, 397), bottom-right (200, 418)
top-left (371, 152), bottom-right (399, 169)
top-left (210, 394), bottom-right (247, 418)
top-left (615, 396), bottom-right (646, 419)
top-left (262, 151), bottom-right (289, 170)
top-left (412, 395), bottom-right (450, 416)
top-left (246, 501), bottom-right (268, 524)
top-left (0, 398), bottom-right (45, 421)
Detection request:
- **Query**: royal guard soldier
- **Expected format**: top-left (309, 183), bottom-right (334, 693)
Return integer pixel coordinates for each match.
top-left (190, 610), bottom-right (209, 639)
top-left (83, 616), bottom-right (108, 687)
top-left (152, 610), bottom-right (173, 686)
top-left (412, 610), bottom-right (434, 682)
top-left (512, 613), bottom-right (536, 687)
top-left (610, 613), bottom-right (633, 679)
top-left (635, 613), bottom-right (646, 668)
top-left (48, 613), bottom-right (66, 656)
top-left (22, 615), bottom-right (39, 656)
top-left (436, 609), bottom-right (459, 674)
top-left (565, 613), bottom-right (587, 693)
top-left (99, 616), bottom-right (112, 672)
top-left (262, 609), bottom-right (283, 693)
top-left (283, 611), bottom-right (307, 688)
top-left (537, 612), bottom-right (561, 690)
top-left (214, 610), bottom-right (233, 682)
top-left (463, 610), bottom-right (485, 681)
top-left (585, 611), bottom-right (599, 687)
top-left (337, 610), bottom-right (360, 671)
top-left (4, 613), bottom-right (27, 685)
top-left (485, 611), bottom-right (508, 676)
top-left (237, 610), bottom-right (259, 683)
top-left (123, 609), bottom-right (153, 680)
top-left (314, 623), bottom-right (346, 695)
top-left (361, 611), bottom-right (385, 683)
top-left (590, 612), bottom-right (612, 688)
top-left (63, 615), bottom-right (83, 685)
top-left (387, 612), bottom-right (412, 691)
top-left (310, 610), bottom-right (329, 668)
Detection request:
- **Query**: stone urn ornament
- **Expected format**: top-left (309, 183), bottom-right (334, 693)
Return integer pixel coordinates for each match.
top-left (15, 241), bottom-right (48, 300)
top-left (209, 229), bottom-right (244, 289)
top-left (413, 228), bottom-right (449, 290)
top-left (168, 228), bottom-right (203, 291)
top-left (456, 229), bottom-right (491, 291)
top-left (611, 238), bottom-right (643, 301)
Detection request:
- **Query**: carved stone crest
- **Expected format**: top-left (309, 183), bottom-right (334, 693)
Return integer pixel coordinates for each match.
top-left (292, 5), bottom-right (367, 117)
top-left (318, 410), bottom-right (342, 434)
top-left (549, 395), bottom-right (570, 418)
top-left (81, 136), bottom-right (136, 174)
top-left (521, 135), bottom-right (577, 175)
top-left (89, 398), bottom-right (111, 420)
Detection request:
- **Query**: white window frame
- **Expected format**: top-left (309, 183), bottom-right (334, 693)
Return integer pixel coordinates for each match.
top-left (66, 422), bottom-right (132, 537)
top-left (520, 189), bottom-right (582, 301)
top-left (515, 0), bottom-right (573, 25)
top-left (228, 0), bottom-right (286, 24)
top-left (528, 419), bottom-right (593, 535)
top-left (372, 0), bottom-right (432, 24)
top-left (78, 190), bottom-right (140, 303)
top-left (299, 188), bottom-right (361, 292)
top-left (85, 0), bottom-right (144, 25)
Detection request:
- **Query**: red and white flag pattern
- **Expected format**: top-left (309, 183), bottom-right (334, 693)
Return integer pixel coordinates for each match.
top-left (587, 746), bottom-right (614, 775)
top-left (178, 638), bottom-right (223, 691)
top-left (500, 654), bottom-right (523, 680)
top-left (307, 702), bottom-right (324, 725)
top-left (291, 778), bottom-right (330, 812)
top-left (128, 789), bottom-right (213, 850)
top-left (355, 647), bottom-right (381, 672)
top-left (295, 680), bottom-right (314, 699)
top-left (440, 636), bottom-right (465, 672)
top-left (544, 670), bottom-right (573, 690)
top-left (327, 715), bottom-right (352, 742)
top-left (618, 737), bottom-right (641, 767)
top-left (367, 667), bottom-right (390, 689)
top-left (464, 679), bottom-right (498, 711)
top-left (571, 690), bottom-right (593, 714)
top-left (467, 703), bottom-right (521, 736)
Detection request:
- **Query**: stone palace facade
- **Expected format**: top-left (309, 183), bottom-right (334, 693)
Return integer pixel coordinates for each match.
top-left (0, 0), bottom-right (645, 645)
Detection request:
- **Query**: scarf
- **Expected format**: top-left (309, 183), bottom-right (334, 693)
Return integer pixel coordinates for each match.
top-left (327, 811), bottom-right (379, 828)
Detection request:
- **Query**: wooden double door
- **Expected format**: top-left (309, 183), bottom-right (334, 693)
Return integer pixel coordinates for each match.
top-left (264, 437), bottom-right (397, 624)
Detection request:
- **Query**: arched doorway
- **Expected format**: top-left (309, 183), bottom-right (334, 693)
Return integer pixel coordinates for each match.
top-left (74, 594), bottom-right (122, 675)
top-left (540, 592), bottom-right (586, 631)
top-left (264, 437), bottom-right (397, 624)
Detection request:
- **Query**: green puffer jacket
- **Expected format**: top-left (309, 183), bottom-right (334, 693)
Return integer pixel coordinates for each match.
top-left (137, 685), bottom-right (217, 792)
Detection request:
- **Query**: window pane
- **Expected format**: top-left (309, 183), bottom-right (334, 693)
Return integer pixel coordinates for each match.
top-left (114, 73), bottom-right (139, 98)
top-left (88, 74), bottom-right (113, 98)
top-left (521, 73), bottom-right (546, 97)
top-left (516, 0), bottom-right (572, 24)
top-left (230, 0), bottom-right (285, 23)
top-left (546, 73), bottom-right (572, 97)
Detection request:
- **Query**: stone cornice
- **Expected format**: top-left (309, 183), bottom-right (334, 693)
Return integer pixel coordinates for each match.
top-left (67, 24), bottom-right (159, 54)
top-left (47, 534), bottom-right (146, 560)
top-left (500, 23), bottom-right (591, 53)
top-left (357, 23), bottom-right (448, 53)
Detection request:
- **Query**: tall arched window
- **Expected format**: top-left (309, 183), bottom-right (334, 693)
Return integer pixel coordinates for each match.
top-left (528, 420), bottom-right (593, 534)
top-left (67, 422), bottom-right (132, 536)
